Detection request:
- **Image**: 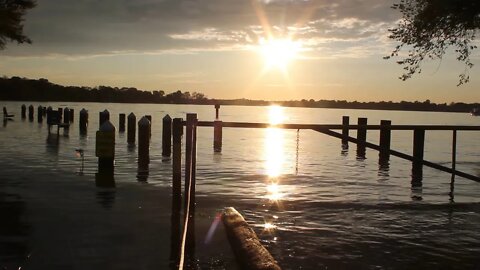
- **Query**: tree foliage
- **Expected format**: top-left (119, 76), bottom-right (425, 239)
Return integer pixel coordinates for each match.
top-left (386, 0), bottom-right (480, 85)
top-left (0, 0), bottom-right (36, 49)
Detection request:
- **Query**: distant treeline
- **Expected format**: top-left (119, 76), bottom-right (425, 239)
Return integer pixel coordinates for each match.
top-left (0, 76), bottom-right (478, 112)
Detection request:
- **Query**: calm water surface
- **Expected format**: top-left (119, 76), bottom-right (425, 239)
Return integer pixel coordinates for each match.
top-left (1, 102), bottom-right (480, 269)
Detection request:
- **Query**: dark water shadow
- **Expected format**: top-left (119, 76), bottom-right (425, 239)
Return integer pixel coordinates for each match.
top-left (137, 158), bottom-right (150, 182)
top-left (46, 134), bottom-right (60, 156)
top-left (0, 192), bottom-right (31, 269)
top-left (95, 171), bottom-right (116, 209)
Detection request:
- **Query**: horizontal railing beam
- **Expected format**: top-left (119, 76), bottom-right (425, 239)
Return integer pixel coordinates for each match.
top-left (193, 121), bottom-right (480, 131)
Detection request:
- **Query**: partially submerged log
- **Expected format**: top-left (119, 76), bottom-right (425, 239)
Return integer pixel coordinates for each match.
top-left (222, 207), bottom-right (281, 270)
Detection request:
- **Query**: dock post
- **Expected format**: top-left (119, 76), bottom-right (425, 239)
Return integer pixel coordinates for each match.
top-left (342, 116), bottom-right (349, 145)
top-left (95, 120), bottom-right (116, 172)
top-left (99, 109), bottom-right (110, 128)
top-left (172, 118), bottom-right (183, 203)
top-left (37, 105), bottom-right (43, 123)
top-left (127, 113), bottom-right (136, 145)
top-left (215, 104), bottom-right (220, 119)
top-left (21, 104), bottom-right (26, 119)
top-left (28, 105), bottom-right (34, 121)
top-left (138, 116), bottom-right (151, 181)
top-left (119, 113), bottom-right (126, 132)
top-left (69, 109), bottom-right (74, 122)
top-left (170, 118), bottom-right (183, 266)
top-left (412, 129), bottom-right (425, 186)
top-left (379, 120), bottom-right (391, 162)
top-left (79, 108), bottom-right (88, 134)
top-left (145, 115), bottom-right (152, 137)
top-left (58, 108), bottom-right (63, 122)
top-left (63, 107), bottom-right (70, 124)
top-left (214, 120), bottom-right (222, 152)
top-left (357, 117), bottom-right (367, 158)
top-left (184, 113), bottom-right (197, 257)
top-left (162, 114), bottom-right (172, 157)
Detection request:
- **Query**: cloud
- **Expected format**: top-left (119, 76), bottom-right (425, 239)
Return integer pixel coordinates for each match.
top-left (3, 0), bottom-right (400, 58)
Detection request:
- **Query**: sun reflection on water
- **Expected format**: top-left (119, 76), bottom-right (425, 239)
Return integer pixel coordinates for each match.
top-left (264, 105), bottom-right (285, 178)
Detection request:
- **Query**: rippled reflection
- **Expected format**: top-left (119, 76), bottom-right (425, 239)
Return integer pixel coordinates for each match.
top-left (264, 106), bottom-right (285, 178)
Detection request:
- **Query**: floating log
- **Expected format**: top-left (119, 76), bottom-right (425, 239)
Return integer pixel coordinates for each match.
top-left (222, 207), bottom-right (281, 270)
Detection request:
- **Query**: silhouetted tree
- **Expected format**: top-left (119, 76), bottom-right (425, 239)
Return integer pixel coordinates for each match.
top-left (386, 0), bottom-right (479, 85)
top-left (0, 0), bottom-right (36, 49)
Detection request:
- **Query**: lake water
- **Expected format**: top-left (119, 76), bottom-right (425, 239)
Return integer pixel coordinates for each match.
top-left (1, 101), bottom-right (480, 269)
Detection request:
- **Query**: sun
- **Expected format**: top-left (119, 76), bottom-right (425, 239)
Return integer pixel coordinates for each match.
top-left (258, 38), bottom-right (301, 72)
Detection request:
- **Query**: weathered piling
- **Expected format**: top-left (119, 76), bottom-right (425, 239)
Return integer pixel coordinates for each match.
top-left (138, 116), bottom-right (151, 166)
top-left (95, 120), bottom-right (116, 171)
top-left (99, 109), bottom-right (110, 128)
top-left (127, 113), bottom-right (136, 144)
top-left (184, 113), bottom-right (197, 215)
top-left (79, 109), bottom-right (88, 134)
top-left (69, 109), bottom-right (74, 122)
top-left (412, 128), bottom-right (425, 185)
top-left (172, 118), bottom-right (183, 202)
top-left (342, 116), bottom-right (349, 145)
top-left (28, 105), bottom-right (34, 121)
top-left (145, 115), bottom-right (152, 137)
top-left (222, 207), bottom-right (281, 270)
top-left (119, 113), bottom-right (126, 132)
top-left (357, 117), bottom-right (367, 158)
top-left (379, 120), bottom-right (391, 161)
top-left (213, 120), bottom-right (222, 152)
top-left (63, 107), bottom-right (70, 124)
top-left (37, 105), bottom-right (43, 123)
top-left (162, 114), bottom-right (172, 157)
top-left (58, 108), bottom-right (63, 121)
top-left (215, 104), bottom-right (220, 119)
top-left (21, 104), bottom-right (26, 119)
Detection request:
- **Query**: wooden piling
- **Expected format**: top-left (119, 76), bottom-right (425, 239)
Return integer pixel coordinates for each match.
top-left (213, 120), bottom-right (222, 152)
top-left (79, 108), bottom-right (88, 134)
top-left (119, 113), bottom-right (126, 132)
top-left (28, 105), bottom-right (34, 121)
top-left (95, 120), bottom-right (116, 171)
top-left (215, 104), bottom-right (220, 119)
top-left (99, 109), bottom-right (110, 128)
top-left (69, 109), bottom-right (74, 122)
top-left (58, 108), bottom-right (63, 121)
top-left (138, 116), bottom-right (151, 165)
top-left (357, 117), bottom-right (367, 158)
top-left (184, 113), bottom-right (197, 215)
top-left (162, 114), bottom-right (172, 157)
top-left (37, 105), bottom-right (43, 123)
top-left (452, 130), bottom-right (457, 173)
top-left (342, 116), bottom-right (349, 145)
top-left (379, 120), bottom-right (391, 161)
top-left (222, 207), bottom-right (281, 270)
top-left (412, 129), bottom-right (425, 184)
top-left (63, 108), bottom-right (70, 124)
top-left (21, 104), bottom-right (26, 119)
top-left (172, 118), bottom-right (183, 204)
top-left (127, 113), bottom-right (136, 145)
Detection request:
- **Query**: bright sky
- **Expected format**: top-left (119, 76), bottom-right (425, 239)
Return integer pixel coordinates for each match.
top-left (0, 0), bottom-right (479, 103)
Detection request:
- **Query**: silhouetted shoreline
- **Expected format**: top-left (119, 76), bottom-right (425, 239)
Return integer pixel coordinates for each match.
top-left (1, 76), bottom-right (478, 113)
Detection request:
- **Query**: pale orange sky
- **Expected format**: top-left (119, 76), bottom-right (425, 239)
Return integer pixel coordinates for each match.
top-left (1, 0), bottom-right (479, 103)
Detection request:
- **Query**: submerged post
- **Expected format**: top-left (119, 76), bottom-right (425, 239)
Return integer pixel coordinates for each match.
top-left (214, 120), bottom-right (222, 152)
top-left (215, 104), bottom-right (220, 119)
top-left (172, 118), bottom-right (183, 204)
top-left (342, 116), bottom-right (349, 145)
top-left (119, 113), bottom-right (126, 132)
top-left (69, 109), bottom-right (74, 122)
top-left (99, 109), bottom-right (110, 128)
top-left (95, 120), bottom-right (116, 171)
top-left (412, 128), bottom-right (425, 185)
top-left (127, 113), bottom-right (136, 145)
top-left (21, 104), bottom-right (26, 119)
top-left (138, 116), bottom-right (151, 166)
top-left (379, 120), bottom-right (391, 162)
top-left (162, 114), bottom-right (172, 157)
top-left (28, 105), bottom-right (34, 121)
top-left (37, 105), bottom-right (43, 123)
top-left (357, 117), bottom-right (367, 158)
top-left (63, 107), bottom-right (70, 124)
top-left (79, 108), bottom-right (88, 134)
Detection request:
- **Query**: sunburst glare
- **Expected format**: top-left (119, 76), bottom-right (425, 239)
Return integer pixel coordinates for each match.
top-left (258, 37), bottom-right (302, 73)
